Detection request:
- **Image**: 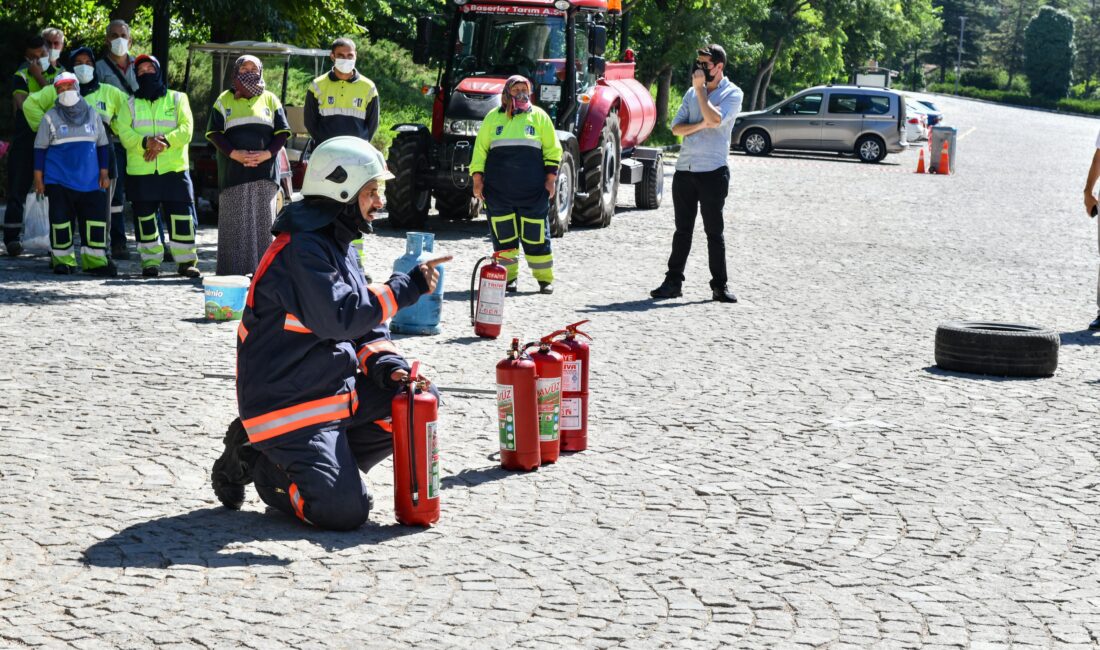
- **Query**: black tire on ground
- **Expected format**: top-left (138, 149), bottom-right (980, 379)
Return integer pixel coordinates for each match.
top-left (855, 134), bottom-right (887, 163)
top-left (934, 321), bottom-right (1059, 378)
top-left (572, 112), bottom-right (621, 228)
top-left (635, 151), bottom-right (664, 209)
top-left (741, 128), bottom-right (771, 156)
top-left (549, 149), bottom-right (575, 238)
top-left (385, 133), bottom-right (431, 229)
top-left (435, 189), bottom-right (481, 221)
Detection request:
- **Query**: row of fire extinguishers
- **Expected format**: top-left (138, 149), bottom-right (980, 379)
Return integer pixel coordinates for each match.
top-left (385, 250), bottom-right (592, 528)
top-left (388, 321), bottom-right (593, 527)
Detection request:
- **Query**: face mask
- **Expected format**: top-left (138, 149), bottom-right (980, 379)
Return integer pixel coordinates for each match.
top-left (334, 58), bottom-right (356, 74)
top-left (74, 65), bottom-right (95, 84)
top-left (34, 55), bottom-right (50, 70)
top-left (49, 48), bottom-right (62, 62)
top-left (511, 92), bottom-right (531, 112)
top-left (58, 90), bottom-right (80, 107)
top-left (692, 61), bottom-right (715, 83)
top-left (110, 38), bottom-right (129, 57)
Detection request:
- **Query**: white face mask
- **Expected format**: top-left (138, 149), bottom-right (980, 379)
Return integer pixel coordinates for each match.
top-left (35, 55), bottom-right (50, 70)
top-left (58, 90), bottom-right (80, 107)
top-left (110, 37), bottom-right (129, 57)
top-left (49, 48), bottom-right (62, 62)
top-left (73, 65), bottom-right (95, 84)
top-left (334, 58), bottom-right (356, 74)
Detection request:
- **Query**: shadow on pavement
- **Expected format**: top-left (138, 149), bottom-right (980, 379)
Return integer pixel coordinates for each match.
top-left (732, 150), bottom-right (903, 167)
top-left (921, 366), bottom-right (1047, 382)
top-left (442, 464), bottom-right (521, 490)
top-left (1060, 329), bottom-right (1100, 346)
top-left (0, 285), bottom-right (114, 304)
top-left (580, 298), bottom-right (712, 313)
top-left (83, 506), bottom-right (421, 568)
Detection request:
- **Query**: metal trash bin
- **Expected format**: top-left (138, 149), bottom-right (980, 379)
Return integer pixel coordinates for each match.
top-left (929, 125), bottom-right (957, 174)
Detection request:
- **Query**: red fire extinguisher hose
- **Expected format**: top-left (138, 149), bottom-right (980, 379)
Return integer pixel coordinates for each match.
top-left (469, 255), bottom-right (492, 325)
top-left (407, 360), bottom-right (420, 507)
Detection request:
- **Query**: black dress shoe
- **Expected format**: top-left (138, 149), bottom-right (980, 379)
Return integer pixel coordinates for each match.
top-left (53, 264), bottom-right (73, 275)
top-left (650, 282), bottom-right (682, 299)
top-left (1090, 313), bottom-right (1100, 331)
top-left (142, 266), bottom-right (160, 278)
top-left (6, 241), bottom-right (23, 257)
top-left (712, 286), bottom-right (738, 303)
top-left (538, 281), bottom-right (554, 295)
top-left (506, 279), bottom-right (518, 293)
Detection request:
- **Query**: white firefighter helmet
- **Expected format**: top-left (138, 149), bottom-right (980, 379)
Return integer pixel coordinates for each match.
top-left (301, 136), bottom-right (395, 203)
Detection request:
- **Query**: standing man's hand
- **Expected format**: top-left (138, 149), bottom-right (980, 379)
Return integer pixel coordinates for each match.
top-left (472, 173), bottom-right (484, 200)
top-left (99, 169), bottom-right (110, 190)
top-left (691, 68), bottom-right (706, 92)
top-left (418, 255), bottom-right (453, 294)
top-left (544, 173), bottom-right (557, 198)
top-left (1086, 191), bottom-right (1098, 217)
top-left (33, 173), bottom-right (45, 198)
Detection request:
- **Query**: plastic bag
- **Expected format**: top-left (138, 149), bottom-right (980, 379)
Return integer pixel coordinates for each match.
top-left (21, 192), bottom-right (50, 253)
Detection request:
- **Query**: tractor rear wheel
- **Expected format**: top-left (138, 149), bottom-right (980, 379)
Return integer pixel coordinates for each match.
top-left (435, 189), bottom-right (481, 221)
top-left (385, 133), bottom-right (431, 229)
top-left (572, 112), bottom-right (621, 228)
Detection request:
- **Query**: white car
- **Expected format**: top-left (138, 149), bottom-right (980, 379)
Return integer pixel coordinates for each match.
top-left (905, 101), bottom-right (930, 141)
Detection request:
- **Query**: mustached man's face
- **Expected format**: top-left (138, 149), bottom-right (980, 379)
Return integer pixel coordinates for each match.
top-left (357, 180), bottom-right (383, 221)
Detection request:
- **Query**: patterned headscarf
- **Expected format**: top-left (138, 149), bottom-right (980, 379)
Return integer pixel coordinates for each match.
top-left (232, 55), bottom-right (265, 99)
top-left (52, 72), bottom-right (92, 128)
top-left (502, 74), bottom-right (532, 117)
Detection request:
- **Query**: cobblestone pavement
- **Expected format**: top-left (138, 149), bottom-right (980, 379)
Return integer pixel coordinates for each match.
top-left (4, 94), bottom-right (1100, 649)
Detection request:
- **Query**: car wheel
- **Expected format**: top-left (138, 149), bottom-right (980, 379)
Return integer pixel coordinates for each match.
top-left (741, 129), bottom-right (771, 156)
top-left (934, 321), bottom-right (1059, 377)
top-left (855, 135), bottom-right (886, 163)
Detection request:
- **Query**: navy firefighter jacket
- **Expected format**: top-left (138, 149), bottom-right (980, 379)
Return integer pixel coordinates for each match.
top-left (236, 200), bottom-right (428, 449)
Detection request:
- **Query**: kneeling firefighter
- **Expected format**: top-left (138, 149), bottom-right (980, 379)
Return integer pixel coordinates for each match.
top-left (211, 136), bottom-right (450, 530)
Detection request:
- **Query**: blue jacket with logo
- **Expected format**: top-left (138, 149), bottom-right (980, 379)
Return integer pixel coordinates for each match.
top-left (236, 199), bottom-right (427, 449)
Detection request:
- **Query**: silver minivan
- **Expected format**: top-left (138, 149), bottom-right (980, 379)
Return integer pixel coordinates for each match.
top-left (730, 85), bottom-right (908, 163)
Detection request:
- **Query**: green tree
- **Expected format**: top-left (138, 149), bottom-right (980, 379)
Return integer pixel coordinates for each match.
top-left (1025, 5), bottom-right (1076, 99)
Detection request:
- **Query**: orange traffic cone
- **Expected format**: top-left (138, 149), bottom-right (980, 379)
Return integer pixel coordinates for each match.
top-left (936, 140), bottom-right (951, 175)
top-left (915, 148), bottom-right (926, 174)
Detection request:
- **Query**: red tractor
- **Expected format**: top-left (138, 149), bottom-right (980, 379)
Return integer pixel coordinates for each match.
top-left (386, 0), bottom-right (663, 236)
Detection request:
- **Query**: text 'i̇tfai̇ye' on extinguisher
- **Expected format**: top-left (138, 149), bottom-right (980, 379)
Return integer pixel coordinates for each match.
top-left (391, 360), bottom-right (441, 526)
top-left (526, 339), bottom-right (562, 465)
top-left (470, 250), bottom-right (510, 339)
top-left (545, 320), bottom-right (592, 451)
top-left (496, 338), bottom-right (540, 471)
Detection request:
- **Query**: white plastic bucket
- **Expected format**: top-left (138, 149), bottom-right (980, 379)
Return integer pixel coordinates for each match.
top-left (203, 275), bottom-right (250, 321)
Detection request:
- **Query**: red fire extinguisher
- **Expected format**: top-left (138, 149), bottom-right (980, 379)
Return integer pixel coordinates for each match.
top-left (495, 338), bottom-right (540, 471)
top-left (546, 320), bottom-right (592, 451)
top-left (470, 251), bottom-right (509, 339)
top-left (527, 340), bottom-right (562, 464)
top-left (391, 361), bottom-right (441, 526)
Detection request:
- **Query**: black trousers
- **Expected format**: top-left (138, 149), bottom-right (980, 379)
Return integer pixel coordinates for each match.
top-left (665, 167), bottom-right (730, 289)
top-left (3, 134), bottom-right (33, 245)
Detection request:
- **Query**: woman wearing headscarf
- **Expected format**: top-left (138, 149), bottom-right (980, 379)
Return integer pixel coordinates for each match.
top-left (470, 75), bottom-right (563, 294)
top-left (32, 72), bottom-right (112, 275)
top-left (24, 46), bottom-right (128, 256)
top-left (114, 53), bottom-right (199, 278)
top-left (206, 55), bottom-right (291, 276)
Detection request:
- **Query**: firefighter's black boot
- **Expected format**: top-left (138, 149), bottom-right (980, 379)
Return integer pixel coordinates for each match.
top-left (211, 418), bottom-right (258, 510)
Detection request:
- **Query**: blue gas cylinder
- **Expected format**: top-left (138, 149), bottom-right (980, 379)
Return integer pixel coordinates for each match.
top-left (390, 232), bottom-right (444, 335)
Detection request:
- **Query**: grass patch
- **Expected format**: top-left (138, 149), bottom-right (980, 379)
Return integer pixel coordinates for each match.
top-left (928, 82), bottom-right (1100, 117)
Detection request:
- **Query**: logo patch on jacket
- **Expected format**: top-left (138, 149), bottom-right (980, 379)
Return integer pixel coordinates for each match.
top-left (84, 123), bottom-right (93, 133)
top-left (495, 126), bottom-right (504, 136)
top-left (59, 124), bottom-right (68, 135)
top-left (96, 101), bottom-right (106, 111)
top-left (525, 125), bottom-right (535, 137)
top-left (264, 107), bottom-right (271, 117)
top-left (327, 96), bottom-right (335, 105)
top-left (225, 107), bottom-right (232, 117)
top-left (354, 98), bottom-right (363, 108)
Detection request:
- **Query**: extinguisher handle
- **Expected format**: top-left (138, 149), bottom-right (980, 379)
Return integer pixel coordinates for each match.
top-left (409, 360), bottom-right (420, 383)
top-left (470, 256), bottom-right (490, 325)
